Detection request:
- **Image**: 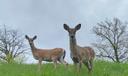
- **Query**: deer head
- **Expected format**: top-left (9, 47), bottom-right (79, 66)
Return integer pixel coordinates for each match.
top-left (63, 24), bottom-right (81, 39)
top-left (25, 35), bottom-right (37, 46)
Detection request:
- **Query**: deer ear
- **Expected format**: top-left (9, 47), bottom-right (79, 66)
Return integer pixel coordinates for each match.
top-left (25, 35), bottom-right (29, 39)
top-left (75, 24), bottom-right (81, 31)
top-left (33, 35), bottom-right (37, 40)
top-left (63, 24), bottom-right (69, 31)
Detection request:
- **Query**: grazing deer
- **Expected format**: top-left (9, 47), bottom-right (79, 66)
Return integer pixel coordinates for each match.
top-left (63, 24), bottom-right (95, 72)
top-left (25, 35), bottom-right (68, 70)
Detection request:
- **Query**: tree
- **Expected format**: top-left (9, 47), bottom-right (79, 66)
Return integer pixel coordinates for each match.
top-left (0, 25), bottom-right (27, 63)
top-left (92, 18), bottom-right (128, 63)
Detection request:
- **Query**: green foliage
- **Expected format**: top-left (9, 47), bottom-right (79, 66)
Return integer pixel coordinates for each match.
top-left (0, 61), bottom-right (128, 76)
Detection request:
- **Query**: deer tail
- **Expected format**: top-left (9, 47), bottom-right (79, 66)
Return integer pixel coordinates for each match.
top-left (63, 50), bottom-right (66, 59)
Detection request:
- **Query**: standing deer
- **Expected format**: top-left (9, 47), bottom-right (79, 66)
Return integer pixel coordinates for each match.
top-left (25, 35), bottom-right (68, 70)
top-left (63, 24), bottom-right (95, 72)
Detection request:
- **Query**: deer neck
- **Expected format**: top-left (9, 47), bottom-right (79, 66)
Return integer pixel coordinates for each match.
top-left (69, 37), bottom-right (77, 54)
top-left (29, 42), bottom-right (37, 52)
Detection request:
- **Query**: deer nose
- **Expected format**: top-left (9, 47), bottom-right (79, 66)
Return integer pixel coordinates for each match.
top-left (71, 35), bottom-right (74, 38)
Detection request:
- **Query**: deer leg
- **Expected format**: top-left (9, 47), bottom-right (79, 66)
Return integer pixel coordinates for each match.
top-left (86, 60), bottom-right (93, 72)
top-left (86, 60), bottom-right (93, 75)
top-left (52, 58), bottom-right (57, 69)
top-left (75, 63), bottom-right (81, 75)
top-left (59, 58), bottom-right (68, 67)
top-left (38, 59), bottom-right (42, 71)
top-left (73, 62), bottom-right (77, 70)
top-left (89, 60), bottom-right (93, 72)
top-left (54, 60), bottom-right (57, 69)
top-left (78, 61), bottom-right (82, 72)
top-left (83, 61), bottom-right (92, 72)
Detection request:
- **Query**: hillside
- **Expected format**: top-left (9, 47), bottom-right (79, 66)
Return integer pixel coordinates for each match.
top-left (0, 61), bottom-right (128, 76)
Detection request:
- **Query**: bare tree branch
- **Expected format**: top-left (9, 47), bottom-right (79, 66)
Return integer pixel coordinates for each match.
top-left (92, 18), bottom-right (128, 63)
top-left (0, 25), bottom-right (27, 63)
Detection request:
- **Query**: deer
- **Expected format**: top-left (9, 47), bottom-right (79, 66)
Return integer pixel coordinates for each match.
top-left (25, 35), bottom-right (68, 70)
top-left (63, 24), bottom-right (95, 73)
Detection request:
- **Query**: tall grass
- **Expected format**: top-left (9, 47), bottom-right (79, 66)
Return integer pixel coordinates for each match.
top-left (0, 61), bottom-right (128, 76)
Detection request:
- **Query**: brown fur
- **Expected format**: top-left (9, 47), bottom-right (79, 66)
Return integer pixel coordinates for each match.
top-left (25, 35), bottom-right (67, 70)
top-left (63, 24), bottom-right (95, 72)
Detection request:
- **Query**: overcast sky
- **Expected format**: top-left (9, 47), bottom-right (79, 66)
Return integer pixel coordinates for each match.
top-left (0, 0), bottom-right (128, 63)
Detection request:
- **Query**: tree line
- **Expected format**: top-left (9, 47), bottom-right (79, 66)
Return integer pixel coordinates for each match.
top-left (0, 18), bottom-right (128, 63)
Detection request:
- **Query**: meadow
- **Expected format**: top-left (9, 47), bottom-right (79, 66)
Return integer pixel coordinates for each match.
top-left (0, 61), bottom-right (128, 76)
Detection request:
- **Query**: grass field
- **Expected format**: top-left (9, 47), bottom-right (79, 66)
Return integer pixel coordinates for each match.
top-left (0, 61), bottom-right (128, 76)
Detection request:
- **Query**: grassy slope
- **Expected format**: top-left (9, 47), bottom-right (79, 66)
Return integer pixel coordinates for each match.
top-left (0, 61), bottom-right (128, 76)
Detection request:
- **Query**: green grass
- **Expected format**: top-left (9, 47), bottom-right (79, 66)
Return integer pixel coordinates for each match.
top-left (0, 61), bottom-right (128, 76)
